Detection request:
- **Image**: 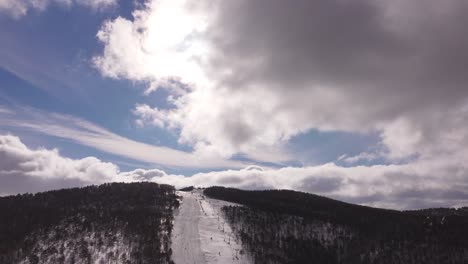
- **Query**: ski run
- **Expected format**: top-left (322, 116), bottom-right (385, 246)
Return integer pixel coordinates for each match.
top-left (171, 190), bottom-right (251, 264)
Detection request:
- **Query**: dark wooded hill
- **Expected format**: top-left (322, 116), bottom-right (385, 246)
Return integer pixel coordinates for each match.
top-left (204, 186), bottom-right (468, 264)
top-left (0, 182), bottom-right (178, 264)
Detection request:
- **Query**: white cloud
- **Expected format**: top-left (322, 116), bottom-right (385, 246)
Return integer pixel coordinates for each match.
top-left (93, 0), bottom-right (468, 166)
top-left (120, 168), bottom-right (167, 181)
top-left (92, 0), bottom-right (297, 160)
top-left (133, 103), bottom-right (167, 128)
top-left (0, 133), bottom-right (188, 195)
top-left (379, 117), bottom-right (422, 160)
top-left (0, 134), bottom-right (131, 194)
top-left (2, 133), bottom-right (468, 209)
top-left (77, 0), bottom-right (116, 10)
top-left (148, 157), bottom-right (468, 210)
top-left (0, 0), bottom-right (116, 18)
top-left (0, 106), bottom-right (245, 169)
top-left (0, 106), bottom-right (13, 115)
top-left (93, 0), bottom-right (209, 94)
top-left (342, 152), bottom-right (379, 164)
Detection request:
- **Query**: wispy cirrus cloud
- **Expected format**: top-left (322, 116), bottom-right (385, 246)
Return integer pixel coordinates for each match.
top-left (0, 105), bottom-right (245, 169)
top-left (0, 0), bottom-right (116, 18)
top-left (0, 106), bottom-right (13, 114)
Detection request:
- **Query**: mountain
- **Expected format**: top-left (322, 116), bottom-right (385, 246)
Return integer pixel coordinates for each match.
top-left (0, 183), bottom-right (178, 264)
top-left (203, 187), bottom-right (468, 264)
top-left (1, 183), bottom-right (467, 264)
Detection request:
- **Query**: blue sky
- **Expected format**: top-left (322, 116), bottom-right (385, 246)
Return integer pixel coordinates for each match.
top-left (1, 0), bottom-right (468, 209)
top-left (0, 2), bottom-right (378, 173)
top-left (0, 2), bottom-right (203, 171)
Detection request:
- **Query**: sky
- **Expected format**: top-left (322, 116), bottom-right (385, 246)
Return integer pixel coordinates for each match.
top-left (1, 0), bottom-right (468, 209)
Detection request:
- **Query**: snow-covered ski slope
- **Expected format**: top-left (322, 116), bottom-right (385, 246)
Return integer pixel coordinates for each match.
top-left (171, 190), bottom-right (251, 264)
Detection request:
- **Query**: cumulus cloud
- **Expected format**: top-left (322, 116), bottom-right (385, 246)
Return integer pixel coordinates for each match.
top-left (93, 0), bottom-right (208, 93)
top-left (93, 0), bottom-right (468, 164)
top-left (0, 0), bottom-right (116, 18)
top-left (0, 134), bottom-right (132, 195)
top-left (0, 134), bottom-right (191, 195)
top-left (120, 168), bottom-right (167, 181)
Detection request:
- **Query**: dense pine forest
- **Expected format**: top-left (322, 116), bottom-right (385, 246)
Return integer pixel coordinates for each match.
top-left (0, 183), bottom-right (179, 264)
top-left (204, 187), bottom-right (468, 264)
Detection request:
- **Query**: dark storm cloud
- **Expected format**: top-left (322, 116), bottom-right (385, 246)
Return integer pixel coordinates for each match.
top-left (206, 0), bottom-right (468, 125)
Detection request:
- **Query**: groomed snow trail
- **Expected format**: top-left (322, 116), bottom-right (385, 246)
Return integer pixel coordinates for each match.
top-left (171, 191), bottom-right (206, 264)
top-left (171, 190), bottom-right (251, 264)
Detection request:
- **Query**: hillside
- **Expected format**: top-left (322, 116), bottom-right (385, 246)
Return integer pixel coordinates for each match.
top-left (0, 182), bottom-right (179, 264)
top-left (204, 187), bottom-right (468, 264)
top-left (1, 183), bottom-right (467, 264)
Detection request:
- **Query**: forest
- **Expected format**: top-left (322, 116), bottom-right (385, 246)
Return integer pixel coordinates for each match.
top-left (204, 187), bottom-right (468, 264)
top-left (0, 182), bottom-right (179, 264)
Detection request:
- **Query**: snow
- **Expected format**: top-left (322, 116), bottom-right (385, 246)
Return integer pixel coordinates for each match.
top-left (171, 190), bottom-right (251, 264)
top-left (171, 191), bottom-right (206, 264)
top-left (18, 223), bottom-right (131, 264)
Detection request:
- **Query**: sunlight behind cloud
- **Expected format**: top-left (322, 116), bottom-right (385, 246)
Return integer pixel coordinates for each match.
top-left (94, 0), bottom-right (210, 95)
top-left (93, 0), bottom-right (468, 167)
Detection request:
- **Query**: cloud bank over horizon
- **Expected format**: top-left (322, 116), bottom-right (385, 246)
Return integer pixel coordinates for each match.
top-left (2, 134), bottom-right (468, 210)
